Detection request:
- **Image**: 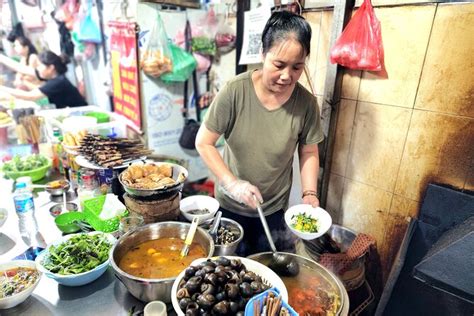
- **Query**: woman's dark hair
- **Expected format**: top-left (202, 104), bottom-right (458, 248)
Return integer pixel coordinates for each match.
top-left (261, 11), bottom-right (312, 56)
top-left (15, 36), bottom-right (37, 65)
top-left (38, 51), bottom-right (70, 75)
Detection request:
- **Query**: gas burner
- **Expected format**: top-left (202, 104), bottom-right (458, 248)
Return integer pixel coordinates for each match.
top-left (49, 191), bottom-right (77, 203)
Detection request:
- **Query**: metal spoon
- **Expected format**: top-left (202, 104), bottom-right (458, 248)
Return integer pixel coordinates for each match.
top-left (209, 211), bottom-right (222, 241)
top-left (253, 195), bottom-right (300, 277)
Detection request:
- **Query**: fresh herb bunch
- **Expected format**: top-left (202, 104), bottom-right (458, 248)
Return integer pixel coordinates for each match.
top-left (3, 154), bottom-right (48, 172)
top-left (42, 233), bottom-right (112, 275)
top-left (291, 212), bottom-right (319, 233)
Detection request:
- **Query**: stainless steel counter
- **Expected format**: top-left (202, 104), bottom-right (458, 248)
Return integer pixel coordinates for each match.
top-left (0, 175), bottom-right (177, 315)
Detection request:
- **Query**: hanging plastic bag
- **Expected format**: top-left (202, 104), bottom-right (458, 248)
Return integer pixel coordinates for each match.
top-left (215, 9), bottom-right (236, 54)
top-left (78, 1), bottom-right (102, 43)
top-left (329, 0), bottom-right (384, 71)
top-left (191, 8), bottom-right (218, 56)
top-left (140, 12), bottom-right (173, 78)
top-left (161, 43), bottom-right (197, 83)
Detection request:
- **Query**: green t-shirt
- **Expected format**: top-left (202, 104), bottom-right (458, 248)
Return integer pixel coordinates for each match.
top-left (204, 71), bottom-right (324, 217)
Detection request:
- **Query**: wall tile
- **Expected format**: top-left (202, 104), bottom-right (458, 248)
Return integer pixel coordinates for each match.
top-left (332, 99), bottom-right (357, 176)
top-left (394, 110), bottom-right (474, 200)
top-left (341, 69), bottom-right (361, 100)
top-left (346, 102), bottom-right (412, 191)
top-left (301, 12), bottom-right (323, 92)
top-left (326, 173), bottom-right (345, 223)
top-left (340, 179), bottom-right (392, 245)
top-left (358, 5), bottom-right (436, 108)
top-left (415, 3), bottom-right (474, 118)
top-left (314, 11), bottom-right (334, 96)
top-left (465, 164), bottom-right (474, 191)
top-left (390, 194), bottom-right (420, 218)
top-left (380, 213), bottom-right (411, 282)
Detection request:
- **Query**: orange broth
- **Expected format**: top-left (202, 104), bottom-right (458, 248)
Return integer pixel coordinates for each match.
top-left (118, 237), bottom-right (206, 279)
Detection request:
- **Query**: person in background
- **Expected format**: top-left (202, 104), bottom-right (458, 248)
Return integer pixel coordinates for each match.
top-left (11, 36), bottom-right (41, 90)
top-left (0, 50), bottom-right (86, 108)
top-left (195, 11), bottom-right (324, 256)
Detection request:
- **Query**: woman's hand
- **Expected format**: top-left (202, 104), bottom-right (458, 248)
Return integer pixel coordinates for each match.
top-left (303, 194), bottom-right (320, 208)
top-left (221, 179), bottom-right (263, 209)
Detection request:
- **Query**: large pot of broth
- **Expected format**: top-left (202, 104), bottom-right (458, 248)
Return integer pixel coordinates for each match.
top-left (110, 221), bottom-right (214, 303)
top-left (248, 252), bottom-right (348, 316)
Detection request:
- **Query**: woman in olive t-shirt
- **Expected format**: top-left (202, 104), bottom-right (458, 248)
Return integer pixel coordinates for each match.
top-left (0, 51), bottom-right (86, 108)
top-left (196, 11), bottom-right (324, 256)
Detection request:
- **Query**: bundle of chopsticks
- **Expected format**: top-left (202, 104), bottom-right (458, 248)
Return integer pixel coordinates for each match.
top-left (253, 292), bottom-right (291, 316)
top-left (17, 115), bottom-right (42, 144)
top-left (79, 134), bottom-right (153, 168)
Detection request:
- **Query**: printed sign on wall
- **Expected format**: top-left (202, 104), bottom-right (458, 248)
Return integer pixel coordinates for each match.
top-left (109, 21), bottom-right (141, 129)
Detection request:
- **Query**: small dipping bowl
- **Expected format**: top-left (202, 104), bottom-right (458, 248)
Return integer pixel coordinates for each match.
top-left (49, 202), bottom-right (78, 217)
top-left (55, 211), bottom-right (86, 233)
top-left (144, 300), bottom-right (167, 316)
top-left (46, 180), bottom-right (70, 196)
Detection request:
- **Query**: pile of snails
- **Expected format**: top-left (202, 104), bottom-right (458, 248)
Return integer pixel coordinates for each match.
top-left (176, 257), bottom-right (270, 315)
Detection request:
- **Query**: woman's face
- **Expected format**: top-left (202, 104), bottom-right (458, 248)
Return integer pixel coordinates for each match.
top-left (261, 37), bottom-right (306, 94)
top-left (36, 61), bottom-right (55, 80)
top-left (13, 40), bottom-right (28, 57)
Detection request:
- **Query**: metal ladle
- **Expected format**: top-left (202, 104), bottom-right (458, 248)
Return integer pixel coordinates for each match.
top-left (253, 195), bottom-right (300, 277)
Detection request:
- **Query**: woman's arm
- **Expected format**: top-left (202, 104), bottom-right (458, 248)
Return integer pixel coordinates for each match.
top-left (195, 124), bottom-right (263, 208)
top-left (298, 143), bottom-right (320, 207)
top-left (0, 85), bottom-right (46, 101)
top-left (0, 54), bottom-right (36, 77)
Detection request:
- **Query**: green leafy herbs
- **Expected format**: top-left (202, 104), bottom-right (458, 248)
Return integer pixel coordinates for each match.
top-left (291, 212), bottom-right (319, 233)
top-left (42, 233), bottom-right (112, 275)
top-left (3, 154), bottom-right (48, 172)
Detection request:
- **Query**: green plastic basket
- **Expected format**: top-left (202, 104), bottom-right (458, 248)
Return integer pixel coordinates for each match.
top-left (82, 195), bottom-right (127, 232)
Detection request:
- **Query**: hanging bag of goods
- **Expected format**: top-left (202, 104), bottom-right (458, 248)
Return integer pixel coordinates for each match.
top-left (160, 44), bottom-right (197, 83)
top-left (140, 12), bottom-right (172, 78)
top-left (329, 0), bottom-right (384, 71)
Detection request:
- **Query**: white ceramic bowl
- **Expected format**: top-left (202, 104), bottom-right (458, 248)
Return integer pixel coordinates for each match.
top-left (180, 195), bottom-right (219, 223)
top-left (35, 232), bottom-right (115, 286)
top-left (284, 205), bottom-right (332, 240)
top-left (0, 260), bottom-right (41, 309)
top-left (171, 256), bottom-right (288, 316)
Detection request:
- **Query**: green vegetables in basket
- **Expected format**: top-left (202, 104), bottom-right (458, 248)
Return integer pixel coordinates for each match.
top-left (291, 212), bottom-right (319, 233)
top-left (42, 233), bottom-right (112, 275)
top-left (3, 154), bottom-right (48, 172)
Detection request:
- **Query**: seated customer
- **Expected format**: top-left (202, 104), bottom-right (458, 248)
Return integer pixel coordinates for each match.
top-left (0, 51), bottom-right (86, 108)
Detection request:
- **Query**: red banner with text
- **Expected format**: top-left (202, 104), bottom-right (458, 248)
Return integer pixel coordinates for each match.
top-left (109, 21), bottom-right (141, 129)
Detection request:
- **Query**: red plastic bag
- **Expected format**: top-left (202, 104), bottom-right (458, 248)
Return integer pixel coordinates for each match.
top-left (330, 0), bottom-right (384, 71)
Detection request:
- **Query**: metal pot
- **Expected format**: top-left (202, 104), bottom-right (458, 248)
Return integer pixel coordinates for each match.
top-left (199, 217), bottom-right (244, 256)
top-left (119, 162), bottom-right (188, 199)
top-left (248, 252), bottom-right (348, 316)
top-left (109, 221), bottom-right (214, 303)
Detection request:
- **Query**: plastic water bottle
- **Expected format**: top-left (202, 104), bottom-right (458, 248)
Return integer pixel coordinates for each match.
top-left (13, 182), bottom-right (39, 246)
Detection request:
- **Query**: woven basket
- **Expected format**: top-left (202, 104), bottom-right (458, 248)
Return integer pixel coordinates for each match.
top-left (123, 193), bottom-right (180, 224)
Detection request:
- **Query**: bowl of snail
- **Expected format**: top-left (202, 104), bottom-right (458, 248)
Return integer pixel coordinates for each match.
top-left (171, 256), bottom-right (288, 316)
top-left (109, 221), bottom-right (215, 303)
